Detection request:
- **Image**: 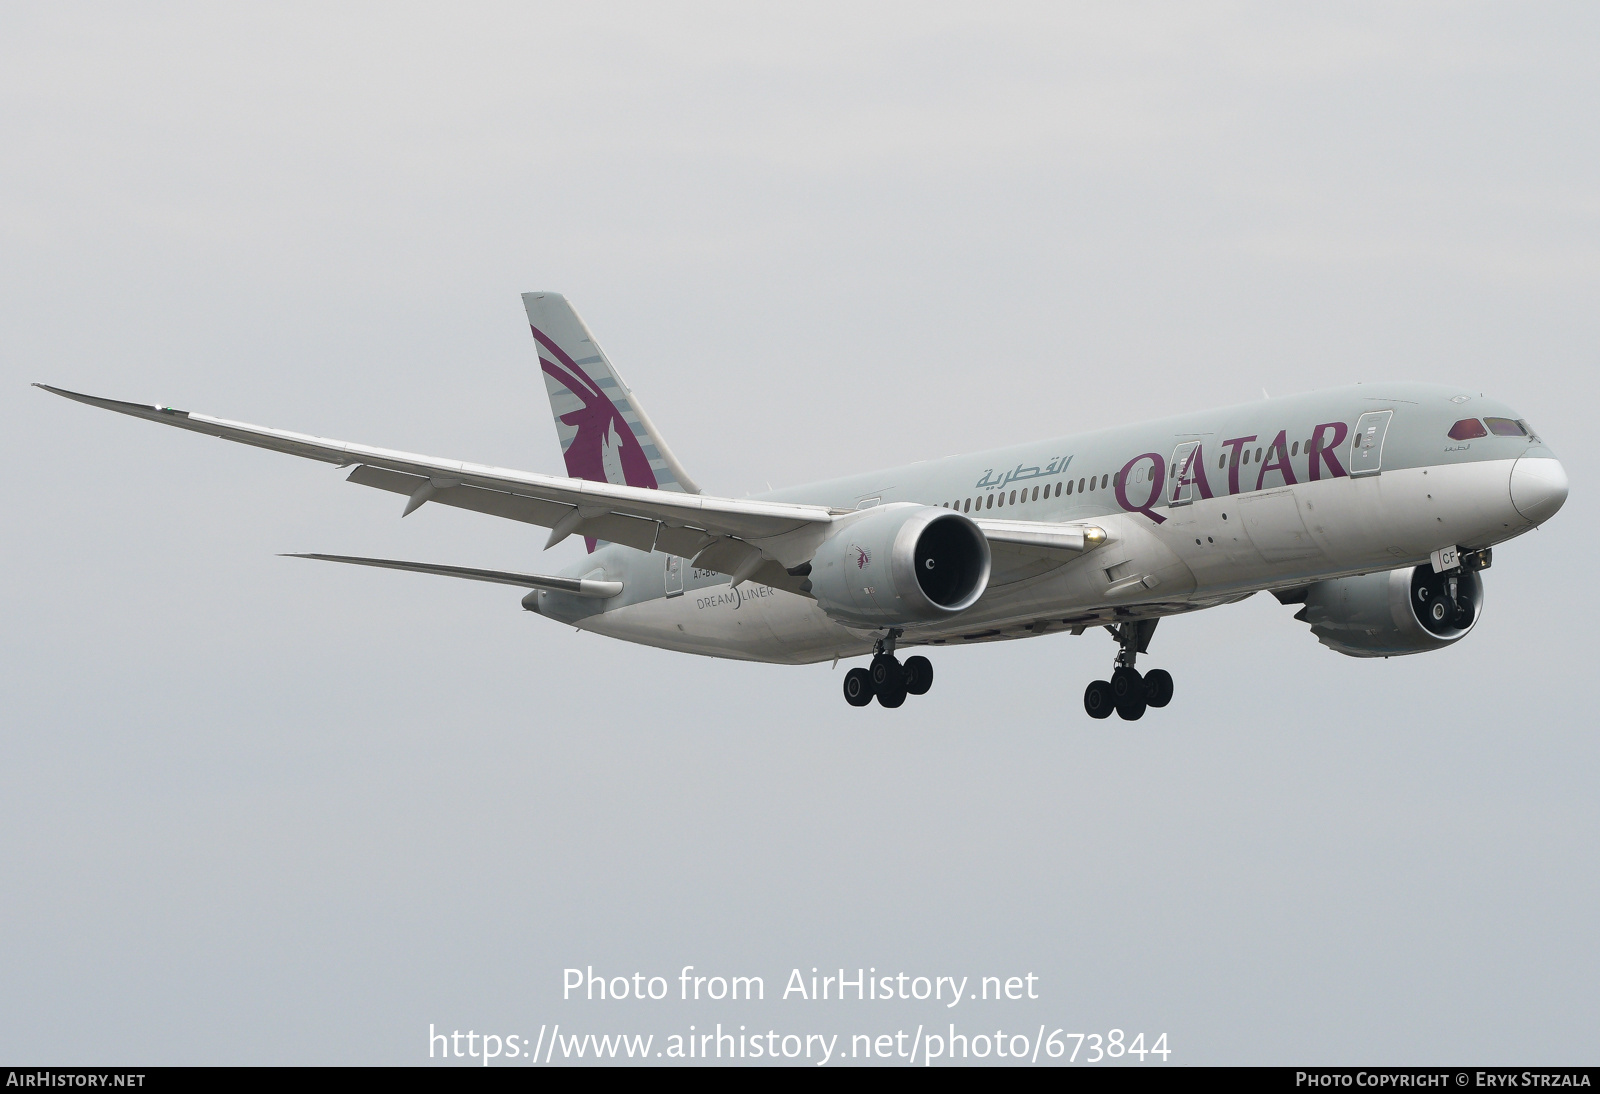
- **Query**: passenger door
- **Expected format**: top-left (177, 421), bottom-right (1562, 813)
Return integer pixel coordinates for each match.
top-left (1169, 441), bottom-right (1202, 506)
top-left (1350, 410), bottom-right (1393, 478)
top-left (664, 554), bottom-right (684, 597)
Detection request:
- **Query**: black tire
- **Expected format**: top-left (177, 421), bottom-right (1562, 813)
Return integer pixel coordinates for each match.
top-left (903, 655), bottom-right (933, 696)
top-left (1116, 692), bottom-right (1147, 720)
top-left (869, 655), bottom-right (901, 690)
top-left (1144, 668), bottom-right (1174, 708)
top-left (876, 679), bottom-right (907, 708)
top-left (843, 667), bottom-right (874, 707)
top-left (1084, 680), bottom-right (1114, 719)
top-left (1110, 666), bottom-right (1144, 703)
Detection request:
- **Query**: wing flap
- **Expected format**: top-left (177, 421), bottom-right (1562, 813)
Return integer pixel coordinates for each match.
top-left (346, 465), bottom-right (572, 526)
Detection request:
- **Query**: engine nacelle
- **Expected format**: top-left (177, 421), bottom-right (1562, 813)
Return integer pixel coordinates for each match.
top-left (1292, 565), bottom-right (1483, 658)
top-left (808, 504), bottom-right (990, 628)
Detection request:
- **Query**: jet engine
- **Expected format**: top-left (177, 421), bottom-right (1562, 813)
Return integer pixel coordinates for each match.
top-left (1287, 565), bottom-right (1483, 658)
top-left (806, 504), bottom-right (990, 628)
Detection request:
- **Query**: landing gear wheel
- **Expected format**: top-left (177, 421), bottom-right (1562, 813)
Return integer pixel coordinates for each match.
top-left (1110, 666), bottom-right (1144, 705)
top-left (1143, 668), bottom-right (1173, 708)
top-left (843, 667), bottom-right (874, 707)
top-left (876, 678), bottom-right (907, 708)
top-left (869, 654), bottom-right (907, 708)
top-left (1110, 666), bottom-right (1146, 720)
top-left (1084, 680), bottom-right (1114, 719)
top-left (903, 655), bottom-right (933, 696)
top-left (869, 655), bottom-right (900, 691)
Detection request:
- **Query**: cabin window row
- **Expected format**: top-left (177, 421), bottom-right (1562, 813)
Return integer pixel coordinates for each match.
top-left (943, 474), bottom-right (1111, 513)
top-left (1219, 439), bottom-right (1310, 469)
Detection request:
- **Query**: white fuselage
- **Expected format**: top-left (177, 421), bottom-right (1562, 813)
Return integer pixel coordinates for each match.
top-left (538, 380), bottom-right (1566, 666)
top-left (568, 456), bottom-right (1533, 664)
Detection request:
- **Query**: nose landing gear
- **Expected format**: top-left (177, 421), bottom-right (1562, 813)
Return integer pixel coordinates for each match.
top-left (841, 630), bottom-right (935, 708)
top-left (1083, 621), bottom-right (1174, 721)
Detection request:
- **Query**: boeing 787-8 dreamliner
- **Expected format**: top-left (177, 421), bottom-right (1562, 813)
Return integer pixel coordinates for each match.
top-left (38, 293), bottom-right (1569, 717)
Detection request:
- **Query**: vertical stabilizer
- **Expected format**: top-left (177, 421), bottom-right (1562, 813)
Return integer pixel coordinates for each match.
top-left (522, 292), bottom-right (700, 500)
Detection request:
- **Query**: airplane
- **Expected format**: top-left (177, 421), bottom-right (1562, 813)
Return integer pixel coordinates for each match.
top-left (36, 292), bottom-right (1568, 718)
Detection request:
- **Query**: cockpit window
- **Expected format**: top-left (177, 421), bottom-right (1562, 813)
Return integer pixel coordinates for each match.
top-left (1448, 418), bottom-right (1487, 440)
top-left (1484, 417), bottom-right (1527, 437)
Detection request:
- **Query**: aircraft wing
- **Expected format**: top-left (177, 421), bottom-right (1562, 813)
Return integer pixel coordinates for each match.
top-left (37, 385), bottom-right (1109, 593)
top-left (35, 384), bottom-right (838, 589)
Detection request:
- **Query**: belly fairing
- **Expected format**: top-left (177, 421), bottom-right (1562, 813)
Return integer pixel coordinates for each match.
top-left (578, 582), bottom-right (867, 665)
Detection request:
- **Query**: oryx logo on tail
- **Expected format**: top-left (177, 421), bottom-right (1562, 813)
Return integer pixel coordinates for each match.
top-left (532, 326), bottom-right (659, 493)
top-left (522, 292), bottom-right (702, 550)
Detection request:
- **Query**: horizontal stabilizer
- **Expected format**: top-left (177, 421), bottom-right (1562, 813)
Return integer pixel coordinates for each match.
top-left (282, 553), bottom-right (622, 598)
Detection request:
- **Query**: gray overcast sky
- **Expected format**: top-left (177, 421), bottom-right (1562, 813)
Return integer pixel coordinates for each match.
top-left (2, 2), bottom-right (1596, 1066)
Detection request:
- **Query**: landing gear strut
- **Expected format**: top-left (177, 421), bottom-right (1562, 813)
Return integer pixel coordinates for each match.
top-left (1084, 620), bottom-right (1174, 721)
top-left (841, 629), bottom-right (936, 708)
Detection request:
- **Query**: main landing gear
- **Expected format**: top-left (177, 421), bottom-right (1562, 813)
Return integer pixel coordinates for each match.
top-left (1084, 621), bottom-right (1173, 722)
top-left (843, 630), bottom-right (933, 708)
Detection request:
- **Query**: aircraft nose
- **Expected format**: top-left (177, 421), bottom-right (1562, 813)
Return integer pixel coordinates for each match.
top-left (1509, 455), bottom-right (1569, 525)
